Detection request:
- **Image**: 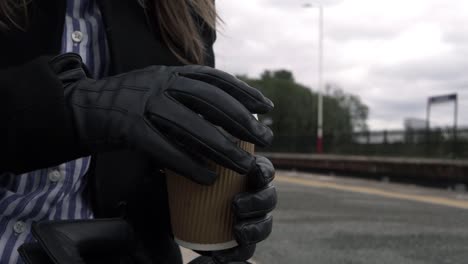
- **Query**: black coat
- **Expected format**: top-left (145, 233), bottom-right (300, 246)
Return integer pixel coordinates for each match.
top-left (0, 0), bottom-right (216, 263)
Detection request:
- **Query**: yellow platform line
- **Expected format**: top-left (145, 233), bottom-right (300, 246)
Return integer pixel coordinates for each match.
top-left (276, 175), bottom-right (468, 210)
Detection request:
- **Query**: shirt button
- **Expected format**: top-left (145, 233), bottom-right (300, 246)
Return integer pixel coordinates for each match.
top-left (71, 30), bottom-right (84, 43)
top-left (13, 221), bottom-right (26, 234)
top-left (48, 170), bottom-right (63, 183)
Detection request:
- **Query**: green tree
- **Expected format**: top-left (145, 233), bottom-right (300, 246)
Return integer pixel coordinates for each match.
top-left (326, 83), bottom-right (369, 132)
top-left (238, 70), bottom-right (369, 153)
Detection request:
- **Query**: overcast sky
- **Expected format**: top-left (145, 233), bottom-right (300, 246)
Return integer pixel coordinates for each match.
top-left (214, 0), bottom-right (468, 130)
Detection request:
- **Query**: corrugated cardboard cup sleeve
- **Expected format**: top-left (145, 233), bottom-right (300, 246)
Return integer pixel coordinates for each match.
top-left (166, 140), bottom-right (255, 251)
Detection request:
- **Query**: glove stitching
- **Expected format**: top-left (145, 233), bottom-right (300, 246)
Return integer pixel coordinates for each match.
top-left (168, 90), bottom-right (270, 146)
top-left (140, 116), bottom-right (218, 184)
top-left (149, 110), bottom-right (251, 174)
top-left (238, 208), bottom-right (273, 219)
top-left (76, 85), bottom-right (149, 93)
top-left (256, 162), bottom-right (275, 187)
top-left (237, 216), bottom-right (271, 245)
top-left (192, 72), bottom-right (273, 110)
top-left (57, 68), bottom-right (88, 82)
top-left (96, 67), bottom-right (163, 82)
top-left (71, 102), bottom-right (129, 114)
top-left (255, 164), bottom-right (269, 188)
top-left (263, 170), bottom-right (274, 185)
top-left (235, 187), bottom-right (276, 218)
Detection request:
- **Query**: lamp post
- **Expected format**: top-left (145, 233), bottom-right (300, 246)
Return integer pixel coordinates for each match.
top-left (303, 3), bottom-right (324, 153)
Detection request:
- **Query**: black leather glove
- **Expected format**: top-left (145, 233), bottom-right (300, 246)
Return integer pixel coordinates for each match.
top-left (17, 156), bottom-right (276, 264)
top-left (49, 53), bottom-right (274, 185)
top-left (196, 155), bottom-right (277, 263)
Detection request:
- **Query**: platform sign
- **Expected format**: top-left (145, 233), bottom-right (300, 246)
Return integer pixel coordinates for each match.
top-left (426, 93), bottom-right (458, 132)
top-left (428, 94), bottom-right (457, 104)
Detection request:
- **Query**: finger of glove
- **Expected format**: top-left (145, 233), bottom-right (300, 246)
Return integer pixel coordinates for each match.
top-left (187, 256), bottom-right (216, 264)
top-left (232, 186), bottom-right (277, 219)
top-left (194, 246), bottom-right (255, 264)
top-left (168, 77), bottom-right (273, 147)
top-left (147, 97), bottom-right (255, 174)
top-left (212, 245), bottom-right (256, 264)
top-left (178, 65), bottom-right (274, 114)
top-left (247, 155), bottom-right (275, 190)
top-left (49, 53), bottom-right (83, 73)
top-left (133, 120), bottom-right (217, 185)
top-left (233, 215), bottom-right (273, 246)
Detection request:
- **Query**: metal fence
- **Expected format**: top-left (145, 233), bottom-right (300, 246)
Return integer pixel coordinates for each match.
top-left (263, 128), bottom-right (468, 159)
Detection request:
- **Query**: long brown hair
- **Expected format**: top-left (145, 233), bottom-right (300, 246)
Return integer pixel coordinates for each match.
top-left (154, 0), bottom-right (218, 64)
top-left (0, 0), bottom-right (219, 64)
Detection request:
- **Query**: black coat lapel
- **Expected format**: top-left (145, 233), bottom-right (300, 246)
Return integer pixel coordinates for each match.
top-left (96, 0), bottom-right (184, 75)
top-left (91, 0), bottom-right (181, 219)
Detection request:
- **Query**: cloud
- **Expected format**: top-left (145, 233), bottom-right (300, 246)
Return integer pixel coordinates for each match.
top-left (214, 0), bottom-right (468, 130)
top-left (264, 0), bottom-right (344, 9)
top-left (371, 54), bottom-right (468, 82)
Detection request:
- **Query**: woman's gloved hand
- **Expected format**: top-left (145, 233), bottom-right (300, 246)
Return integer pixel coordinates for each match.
top-left (196, 155), bottom-right (277, 263)
top-left (49, 53), bottom-right (274, 185)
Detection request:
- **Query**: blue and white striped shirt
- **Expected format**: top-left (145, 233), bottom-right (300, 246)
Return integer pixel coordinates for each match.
top-left (0, 0), bottom-right (110, 263)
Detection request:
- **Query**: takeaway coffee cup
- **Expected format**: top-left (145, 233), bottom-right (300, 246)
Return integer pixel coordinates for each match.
top-left (166, 139), bottom-right (254, 251)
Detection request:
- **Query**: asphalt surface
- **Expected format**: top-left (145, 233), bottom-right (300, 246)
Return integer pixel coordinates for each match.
top-left (252, 171), bottom-right (468, 264)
